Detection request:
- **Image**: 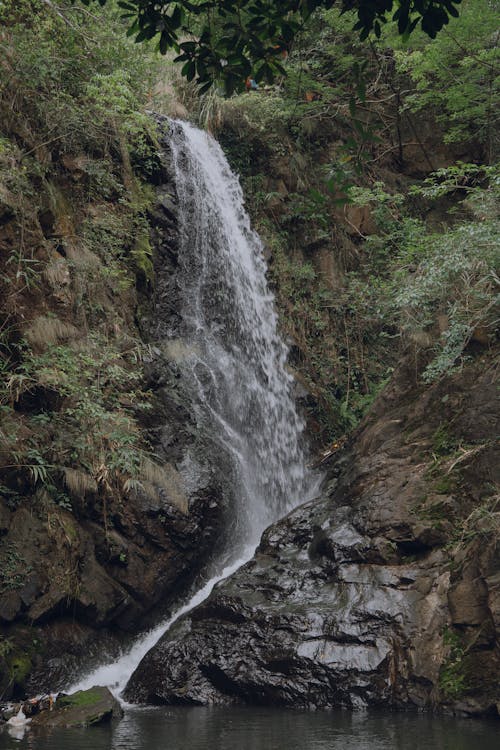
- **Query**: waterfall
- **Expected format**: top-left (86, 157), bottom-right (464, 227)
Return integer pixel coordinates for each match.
top-left (67, 120), bottom-right (316, 698)
top-left (169, 119), bottom-right (310, 541)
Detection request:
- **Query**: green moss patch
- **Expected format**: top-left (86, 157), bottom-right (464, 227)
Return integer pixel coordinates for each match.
top-left (58, 688), bottom-right (105, 709)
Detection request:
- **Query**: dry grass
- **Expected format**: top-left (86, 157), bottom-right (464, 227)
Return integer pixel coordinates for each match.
top-left (124, 459), bottom-right (189, 514)
top-left (64, 467), bottom-right (98, 497)
top-left (43, 258), bottom-right (70, 287)
top-left (444, 444), bottom-right (487, 475)
top-left (25, 316), bottom-right (79, 349)
top-left (449, 489), bottom-right (500, 553)
top-left (141, 457), bottom-right (189, 514)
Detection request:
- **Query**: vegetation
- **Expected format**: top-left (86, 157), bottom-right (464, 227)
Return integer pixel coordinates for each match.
top-left (1, 0), bottom-right (496, 450)
top-left (0, 544), bottom-right (32, 594)
top-left (188, 0), bottom-right (499, 439)
top-left (439, 627), bottom-right (468, 698)
top-left (79, 0), bottom-right (464, 93)
top-left (392, 2), bottom-right (499, 161)
top-left (345, 166), bottom-right (499, 384)
top-left (0, 0), bottom-right (173, 517)
top-left (0, 0), bottom-right (498, 709)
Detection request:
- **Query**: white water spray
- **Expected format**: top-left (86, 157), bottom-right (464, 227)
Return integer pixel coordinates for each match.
top-left (169, 119), bottom-right (311, 539)
top-left (69, 546), bottom-right (255, 697)
top-left (68, 120), bottom-right (316, 699)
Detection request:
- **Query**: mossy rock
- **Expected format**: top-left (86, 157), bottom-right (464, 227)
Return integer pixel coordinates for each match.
top-left (2, 649), bottom-right (33, 699)
top-left (32, 686), bottom-right (123, 728)
top-left (0, 623), bottom-right (46, 699)
top-left (131, 232), bottom-right (154, 282)
top-left (9, 653), bottom-right (31, 686)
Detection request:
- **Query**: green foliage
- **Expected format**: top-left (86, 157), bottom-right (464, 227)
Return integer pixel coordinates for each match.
top-left (410, 162), bottom-right (498, 200)
top-left (58, 687), bottom-right (106, 708)
top-left (1, 333), bottom-right (153, 484)
top-left (439, 627), bottom-right (467, 698)
top-left (0, 0), bottom-right (168, 515)
top-left (390, 0), bottom-right (499, 160)
top-left (258, 218), bottom-right (390, 438)
top-left (0, 0), bottom-right (160, 156)
top-left (346, 165), bottom-right (499, 383)
top-left (431, 424), bottom-right (457, 456)
top-left (208, 12), bottom-right (402, 438)
top-left (281, 191), bottom-right (330, 231)
top-left (195, 3), bottom-right (498, 445)
top-left (449, 486), bottom-right (499, 547)
top-left (131, 230), bottom-right (154, 281)
top-left (78, 0), bottom-right (463, 93)
top-left (0, 544), bottom-right (33, 594)
top-left (0, 0), bottom-right (161, 310)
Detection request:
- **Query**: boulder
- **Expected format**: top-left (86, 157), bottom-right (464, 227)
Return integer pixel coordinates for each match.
top-left (124, 352), bottom-right (500, 717)
top-left (31, 687), bottom-right (122, 728)
top-left (124, 496), bottom-right (451, 710)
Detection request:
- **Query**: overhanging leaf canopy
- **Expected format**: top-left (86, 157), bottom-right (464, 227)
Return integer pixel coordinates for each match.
top-left (77, 0), bottom-right (463, 93)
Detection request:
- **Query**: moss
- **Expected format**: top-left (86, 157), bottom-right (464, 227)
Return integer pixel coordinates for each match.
top-left (439, 628), bottom-right (468, 699)
top-left (415, 498), bottom-right (450, 520)
top-left (58, 688), bottom-right (104, 709)
top-left (10, 654), bottom-right (31, 680)
top-left (35, 686), bottom-right (120, 727)
top-left (431, 424), bottom-right (458, 457)
top-left (131, 231), bottom-right (154, 281)
top-left (7, 651), bottom-right (32, 693)
top-left (61, 517), bottom-right (78, 545)
top-left (440, 662), bottom-right (467, 698)
top-left (434, 476), bottom-right (454, 494)
top-left (1, 624), bottom-right (47, 697)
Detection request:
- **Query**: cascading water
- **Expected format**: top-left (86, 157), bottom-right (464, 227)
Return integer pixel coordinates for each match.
top-left (68, 120), bottom-right (317, 698)
top-left (169, 119), bottom-right (311, 542)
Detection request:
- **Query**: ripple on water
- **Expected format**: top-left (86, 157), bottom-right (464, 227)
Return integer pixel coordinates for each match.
top-left (2, 707), bottom-right (498, 750)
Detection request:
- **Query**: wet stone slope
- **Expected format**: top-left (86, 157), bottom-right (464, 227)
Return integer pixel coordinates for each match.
top-left (125, 351), bottom-right (499, 716)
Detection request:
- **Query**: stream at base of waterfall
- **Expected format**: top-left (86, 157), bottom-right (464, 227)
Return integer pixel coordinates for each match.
top-left (1, 705), bottom-right (499, 750)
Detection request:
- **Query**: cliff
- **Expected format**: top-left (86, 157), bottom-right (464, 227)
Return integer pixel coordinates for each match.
top-left (125, 345), bottom-right (499, 716)
top-left (0, 107), bottom-right (228, 697)
top-left (1, 0), bottom-right (498, 714)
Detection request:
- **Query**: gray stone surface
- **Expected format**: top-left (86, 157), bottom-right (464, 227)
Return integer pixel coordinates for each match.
top-left (124, 353), bottom-right (499, 716)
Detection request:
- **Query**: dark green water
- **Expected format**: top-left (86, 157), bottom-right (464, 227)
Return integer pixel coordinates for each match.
top-left (0, 706), bottom-right (498, 750)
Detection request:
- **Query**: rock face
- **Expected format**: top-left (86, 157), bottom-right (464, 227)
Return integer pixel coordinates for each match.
top-left (124, 350), bottom-right (499, 716)
top-left (0, 119), bottom-right (228, 697)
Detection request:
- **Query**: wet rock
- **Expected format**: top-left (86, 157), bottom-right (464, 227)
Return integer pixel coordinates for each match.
top-left (125, 495), bottom-right (450, 710)
top-left (31, 687), bottom-right (122, 728)
top-left (0, 505), bottom-right (10, 534)
top-left (0, 119), bottom-right (227, 696)
top-left (0, 592), bottom-right (22, 623)
top-left (125, 352), bottom-right (499, 717)
top-left (0, 705), bottom-right (16, 722)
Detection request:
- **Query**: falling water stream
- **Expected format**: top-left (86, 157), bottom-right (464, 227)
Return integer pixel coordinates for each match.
top-left (67, 120), bottom-right (317, 699)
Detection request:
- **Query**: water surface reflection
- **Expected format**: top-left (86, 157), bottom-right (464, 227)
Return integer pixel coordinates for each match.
top-left (1, 706), bottom-right (498, 750)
